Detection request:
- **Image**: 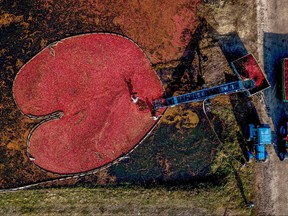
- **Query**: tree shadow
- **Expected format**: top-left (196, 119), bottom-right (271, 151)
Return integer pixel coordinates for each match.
top-left (217, 31), bottom-right (261, 161)
top-left (165, 18), bottom-right (217, 97)
top-left (215, 30), bottom-right (263, 161)
top-left (162, 19), bottom-right (262, 162)
top-left (225, 73), bottom-right (260, 160)
top-left (111, 19), bottom-right (265, 184)
top-left (217, 32), bottom-right (248, 63)
top-left (230, 161), bottom-right (248, 205)
top-left (164, 23), bottom-right (249, 97)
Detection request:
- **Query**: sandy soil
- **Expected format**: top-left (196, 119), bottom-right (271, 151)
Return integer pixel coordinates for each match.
top-left (255, 0), bottom-right (288, 215)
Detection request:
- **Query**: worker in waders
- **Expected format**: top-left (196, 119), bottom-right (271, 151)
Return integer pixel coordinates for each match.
top-left (151, 109), bottom-right (163, 120)
top-left (131, 93), bottom-right (139, 103)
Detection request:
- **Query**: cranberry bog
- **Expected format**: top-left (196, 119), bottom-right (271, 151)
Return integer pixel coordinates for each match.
top-left (0, 0), bottom-right (207, 189)
top-left (231, 54), bottom-right (270, 95)
top-left (13, 33), bottom-right (166, 175)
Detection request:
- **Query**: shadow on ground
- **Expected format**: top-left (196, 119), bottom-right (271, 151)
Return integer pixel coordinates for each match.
top-left (217, 30), bottom-right (260, 161)
top-left (263, 32), bottom-right (288, 156)
top-left (105, 20), bottom-right (258, 185)
top-left (218, 32), bottom-right (248, 62)
top-left (107, 18), bottom-right (226, 185)
top-left (230, 162), bottom-right (248, 205)
top-left (159, 18), bottom-right (212, 98)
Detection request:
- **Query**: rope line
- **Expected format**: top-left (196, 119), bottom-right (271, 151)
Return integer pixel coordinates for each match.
top-left (202, 99), bottom-right (245, 167)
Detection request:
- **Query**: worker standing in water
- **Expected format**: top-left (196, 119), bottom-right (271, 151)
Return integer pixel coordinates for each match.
top-left (131, 93), bottom-right (139, 103)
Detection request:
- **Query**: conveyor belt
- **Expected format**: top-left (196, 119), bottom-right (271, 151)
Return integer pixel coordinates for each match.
top-left (153, 80), bottom-right (251, 110)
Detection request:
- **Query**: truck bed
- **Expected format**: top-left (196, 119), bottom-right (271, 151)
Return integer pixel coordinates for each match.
top-left (231, 54), bottom-right (270, 96)
top-left (282, 58), bottom-right (288, 102)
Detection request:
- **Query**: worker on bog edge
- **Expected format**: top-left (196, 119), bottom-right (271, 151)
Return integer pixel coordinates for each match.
top-left (152, 115), bottom-right (158, 120)
top-left (27, 153), bottom-right (35, 161)
top-left (152, 114), bottom-right (163, 121)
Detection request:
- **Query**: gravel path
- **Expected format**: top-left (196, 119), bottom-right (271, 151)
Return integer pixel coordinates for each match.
top-left (255, 1), bottom-right (288, 215)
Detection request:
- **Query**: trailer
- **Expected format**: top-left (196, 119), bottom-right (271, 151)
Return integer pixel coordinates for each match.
top-left (277, 59), bottom-right (288, 160)
top-left (281, 58), bottom-right (288, 102)
top-left (231, 54), bottom-right (270, 96)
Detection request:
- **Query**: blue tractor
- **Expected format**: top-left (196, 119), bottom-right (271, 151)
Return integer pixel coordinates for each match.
top-left (246, 124), bottom-right (272, 162)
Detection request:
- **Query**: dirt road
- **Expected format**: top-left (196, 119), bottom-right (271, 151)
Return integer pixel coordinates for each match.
top-left (255, 1), bottom-right (288, 215)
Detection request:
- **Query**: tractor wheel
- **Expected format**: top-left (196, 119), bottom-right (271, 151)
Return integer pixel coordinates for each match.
top-left (280, 152), bottom-right (285, 161)
top-left (264, 151), bottom-right (269, 163)
top-left (280, 152), bottom-right (288, 161)
top-left (280, 126), bottom-right (287, 138)
top-left (244, 125), bottom-right (252, 142)
top-left (247, 151), bottom-right (253, 163)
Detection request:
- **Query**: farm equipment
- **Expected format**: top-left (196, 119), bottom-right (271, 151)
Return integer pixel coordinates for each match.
top-left (279, 122), bottom-right (288, 160)
top-left (246, 124), bottom-right (272, 162)
top-left (152, 54), bottom-right (270, 111)
top-left (281, 58), bottom-right (288, 102)
top-left (152, 79), bottom-right (255, 110)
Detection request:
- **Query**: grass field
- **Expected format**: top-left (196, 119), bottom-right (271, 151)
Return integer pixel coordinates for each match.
top-left (0, 181), bottom-right (252, 215)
